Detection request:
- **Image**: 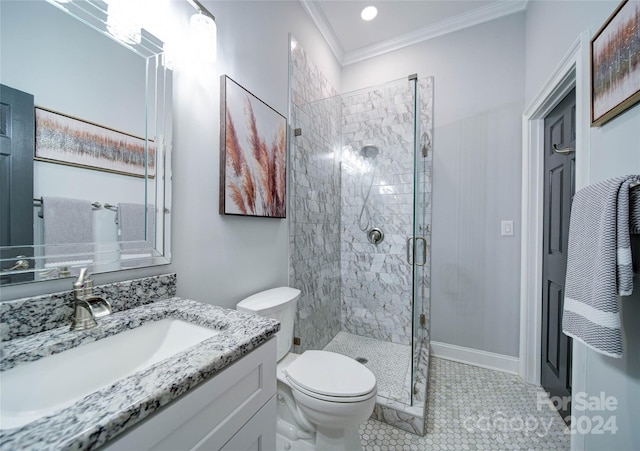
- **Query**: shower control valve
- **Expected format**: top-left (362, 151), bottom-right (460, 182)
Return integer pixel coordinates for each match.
top-left (367, 228), bottom-right (384, 245)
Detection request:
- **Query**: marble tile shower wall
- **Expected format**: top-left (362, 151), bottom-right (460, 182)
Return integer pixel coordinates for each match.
top-left (340, 81), bottom-right (416, 345)
top-left (340, 78), bottom-right (434, 347)
top-left (289, 39), bottom-right (434, 358)
top-left (289, 41), bottom-right (342, 353)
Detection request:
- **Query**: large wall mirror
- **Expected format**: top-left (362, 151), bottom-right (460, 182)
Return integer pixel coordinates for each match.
top-left (0, 0), bottom-right (172, 287)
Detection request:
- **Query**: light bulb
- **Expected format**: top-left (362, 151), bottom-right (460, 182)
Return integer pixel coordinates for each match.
top-left (191, 12), bottom-right (217, 63)
top-left (361, 6), bottom-right (378, 21)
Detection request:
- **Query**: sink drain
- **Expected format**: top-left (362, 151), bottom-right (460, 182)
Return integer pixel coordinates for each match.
top-left (355, 357), bottom-right (368, 364)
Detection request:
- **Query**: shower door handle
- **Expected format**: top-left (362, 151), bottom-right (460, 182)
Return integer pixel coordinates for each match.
top-left (406, 237), bottom-right (414, 264)
top-left (407, 237), bottom-right (427, 266)
top-left (415, 237), bottom-right (427, 266)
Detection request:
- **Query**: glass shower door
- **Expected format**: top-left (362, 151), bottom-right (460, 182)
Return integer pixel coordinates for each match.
top-left (411, 76), bottom-right (434, 407)
top-left (339, 77), bottom-right (419, 405)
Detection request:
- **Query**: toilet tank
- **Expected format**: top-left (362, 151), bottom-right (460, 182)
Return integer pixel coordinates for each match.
top-left (236, 287), bottom-right (301, 361)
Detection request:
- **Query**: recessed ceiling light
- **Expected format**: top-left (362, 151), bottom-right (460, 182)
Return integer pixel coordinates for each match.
top-left (361, 6), bottom-right (378, 21)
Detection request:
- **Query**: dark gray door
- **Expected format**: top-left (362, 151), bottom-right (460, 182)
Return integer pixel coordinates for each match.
top-left (1, 84), bottom-right (35, 284)
top-left (541, 88), bottom-right (575, 422)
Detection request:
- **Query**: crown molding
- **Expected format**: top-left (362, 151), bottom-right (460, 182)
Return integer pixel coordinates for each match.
top-left (343, 0), bottom-right (528, 65)
top-left (299, 0), bottom-right (528, 67)
top-left (299, 0), bottom-right (345, 64)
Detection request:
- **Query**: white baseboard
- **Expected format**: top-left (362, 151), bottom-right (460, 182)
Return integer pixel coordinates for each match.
top-left (431, 341), bottom-right (520, 375)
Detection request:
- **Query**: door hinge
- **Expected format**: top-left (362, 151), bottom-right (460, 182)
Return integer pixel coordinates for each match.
top-left (420, 314), bottom-right (426, 327)
top-left (293, 337), bottom-right (301, 346)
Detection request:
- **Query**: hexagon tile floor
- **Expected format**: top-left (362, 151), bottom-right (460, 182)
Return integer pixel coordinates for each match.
top-left (325, 331), bottom-right (412, 403)
top-left (360, 357), bottom-right (571, 450)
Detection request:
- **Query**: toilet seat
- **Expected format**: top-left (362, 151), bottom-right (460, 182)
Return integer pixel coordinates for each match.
top-left (284, 350), bottom-right (376, 401)
top-left (287, 376), bottom-right (376, 403)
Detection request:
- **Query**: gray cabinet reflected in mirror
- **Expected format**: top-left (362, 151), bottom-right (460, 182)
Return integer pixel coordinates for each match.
top-left (0, 0), bottom-right (172, 287)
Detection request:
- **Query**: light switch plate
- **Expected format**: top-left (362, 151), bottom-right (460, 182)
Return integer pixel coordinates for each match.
top-left (501, 220), bottom-right (514, 236)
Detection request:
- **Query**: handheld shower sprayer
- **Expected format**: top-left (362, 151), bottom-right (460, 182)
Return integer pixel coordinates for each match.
top-left (357, 146), bottom-right (380, 232)
top-left (360, 145), bottom-right (379, 160)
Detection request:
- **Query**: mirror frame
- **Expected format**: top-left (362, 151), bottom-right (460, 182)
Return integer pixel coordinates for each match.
top-left (0, 0), bottom-right (172, 286)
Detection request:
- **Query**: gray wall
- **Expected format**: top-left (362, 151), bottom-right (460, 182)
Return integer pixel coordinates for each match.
top-left (525, 2), bottom-right (639, 450)
top-left (171, 1), bottom-right (341, 309)
top-left (341, 13), bottom-right (526, 357)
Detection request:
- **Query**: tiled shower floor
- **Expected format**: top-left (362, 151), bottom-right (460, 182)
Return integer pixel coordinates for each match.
top-left (324, 331), bottom-right (412, 404)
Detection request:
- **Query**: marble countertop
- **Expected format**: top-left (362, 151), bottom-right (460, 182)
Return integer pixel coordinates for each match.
top-left (0, 297), bottom-right (280, 450)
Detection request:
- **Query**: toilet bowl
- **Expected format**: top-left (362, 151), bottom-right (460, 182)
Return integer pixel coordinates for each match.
top-left (237, 287), bottom-right (377, 451)
top-left (283, 351), bottom-right (376, 450)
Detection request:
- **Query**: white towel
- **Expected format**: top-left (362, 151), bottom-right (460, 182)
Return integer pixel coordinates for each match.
top-left (116, 203), bottom-right (156, 267)
top-left (562, 175), bottom-right (640, 358)
top-left (115, 203), bottom-right (156, 243)
top-left (42, 196), bottom-right (94, 268)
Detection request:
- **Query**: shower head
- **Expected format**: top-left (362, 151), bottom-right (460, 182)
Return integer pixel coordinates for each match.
top-left (360, 145), bottom-right (379, 159)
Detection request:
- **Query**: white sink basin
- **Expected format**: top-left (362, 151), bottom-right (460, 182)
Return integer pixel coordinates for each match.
top-left (0, 318), bottom-right (220, 430)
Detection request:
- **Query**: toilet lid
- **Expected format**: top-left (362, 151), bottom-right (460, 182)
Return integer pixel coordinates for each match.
top-left (284, 351), bottom-right (376, 397)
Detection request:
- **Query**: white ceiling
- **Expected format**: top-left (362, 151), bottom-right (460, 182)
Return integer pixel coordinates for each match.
top-left (300, 0), bottom-right (528, 65)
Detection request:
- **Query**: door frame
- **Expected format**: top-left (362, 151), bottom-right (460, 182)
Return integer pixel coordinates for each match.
top-left (519, 32), bottom-right (591, 385)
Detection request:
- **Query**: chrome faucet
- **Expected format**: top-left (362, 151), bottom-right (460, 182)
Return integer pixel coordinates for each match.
top-left (70, 268), bottom-right (112, 331)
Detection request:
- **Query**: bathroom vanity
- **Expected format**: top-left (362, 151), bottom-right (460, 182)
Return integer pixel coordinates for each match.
top-left (102, 336), bottom-right (277, 450)
top-left (0, 274), bottom-right (279, 450)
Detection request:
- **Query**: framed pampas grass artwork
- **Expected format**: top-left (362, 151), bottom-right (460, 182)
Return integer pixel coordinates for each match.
top-left (35, 107), bottom-right (154, 177)
top-left (219, 75), bottom-right (287, 218)
top-left (591, 0), bottom-right (640, 126)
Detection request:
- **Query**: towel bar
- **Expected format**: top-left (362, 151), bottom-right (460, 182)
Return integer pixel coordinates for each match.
top-left (33, 198), bottom-right (101, 218)
top-left (103, 203), bottom-right (170, 213)
top-left (33, 198), bottom-right (103, 208)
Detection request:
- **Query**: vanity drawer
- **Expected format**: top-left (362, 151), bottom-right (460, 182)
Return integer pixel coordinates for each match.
top-left (102, 338), bottom-right (276, 451)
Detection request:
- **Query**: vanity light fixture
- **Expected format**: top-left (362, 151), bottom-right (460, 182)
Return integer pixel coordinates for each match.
top-left (187, 0), bottom-right (217, 63)
top-left (106, 0), bottom-right (142, 45)
top-left (361, 6), bottom-right (378, 21)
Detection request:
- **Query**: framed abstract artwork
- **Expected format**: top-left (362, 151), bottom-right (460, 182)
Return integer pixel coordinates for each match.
top-left (35, 107), bottom-right (154, 177)
top-left (219, 75), bottom-right (287, 218)
top-left (591, 0), bottom-right (640, 126)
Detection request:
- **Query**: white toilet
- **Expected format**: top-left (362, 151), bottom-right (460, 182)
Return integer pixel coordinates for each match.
top-left (237, 287), bottom-right (377, 451)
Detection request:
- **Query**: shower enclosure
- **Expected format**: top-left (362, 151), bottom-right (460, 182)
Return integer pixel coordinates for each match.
top-left (289, 37), bottom-right (433, 435)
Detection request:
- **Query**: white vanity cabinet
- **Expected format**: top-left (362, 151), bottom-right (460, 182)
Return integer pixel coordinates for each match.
top-left (102, 338), bottom-right (277, 451)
